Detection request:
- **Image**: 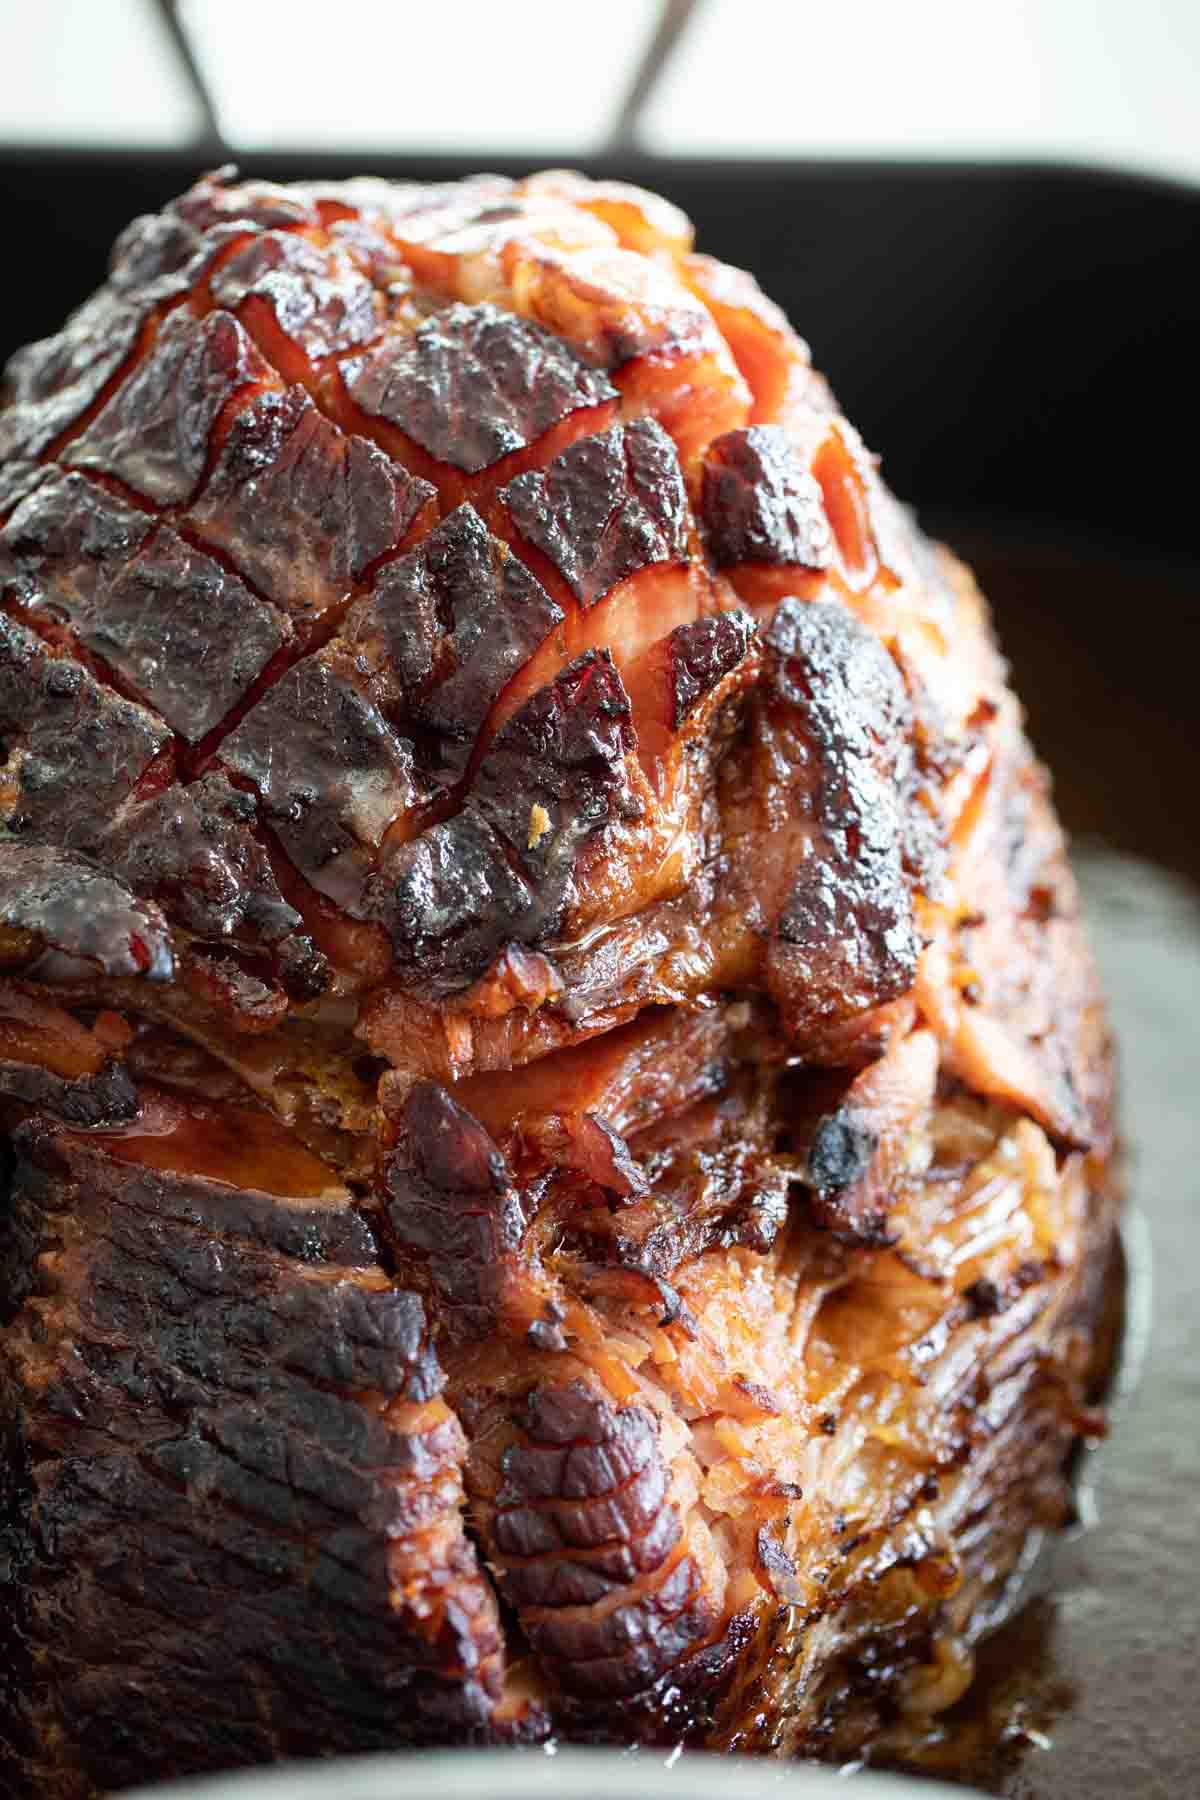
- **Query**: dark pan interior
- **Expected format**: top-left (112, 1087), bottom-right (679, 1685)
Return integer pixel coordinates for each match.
top-left (0, 151), bottom-right (1197, 1796)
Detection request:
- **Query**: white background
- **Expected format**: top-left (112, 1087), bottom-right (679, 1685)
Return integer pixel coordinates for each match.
top-left (1, 0), bottom-right (1197, 184)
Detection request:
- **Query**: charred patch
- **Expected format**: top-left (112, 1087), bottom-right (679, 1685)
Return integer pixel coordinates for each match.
top-left (107, 207), bottom-right (207, 294)
top-left (344, 303), bottom-right (616, 474)
top-left (762, 598), bottom-right (919, 1047)
top-left (188, 385), bottom-right (435, 622)
top-left (65, 310), bottom-right (274, 506)
top-left (472, 650), bottom-right (641, 893)
top-left (0, 285), bottom-right (151, 464)
top-left (809, 1112), bottom-right (877, 1194)
top-left (0, 1055), bottom-right (136, 1130)
top-left (370, 650), bottom-right (641, 993)
top-left (364, 811), bottom-right (534, 997)
top-left (345, 504), bottom-right (562, 787)
top-left (87, 529), bottom-right (287, 743)
top-left (572, 1076), bottom-right (791, 1277)
top-left (2, 470), bottom-right (289, 743)
top-left (104, 773), bottom-right (325, 995)
top-left (500, 417), bottom-right (688, 607)
top-left (171, 166), bottom-right (322, 236)
top-left (786, 1028), bottom-right (937, 1242)
top-left (0, 462), bottom-right (154, 637)
top-left (210, 230), bottom-right (382, 362)
top-left (702, 425), bottom-right (833, 570)
top-left (0, 612), bottom-right (171, 852)
top-left (0, 464), bottom-right (153, 589)
top-left (380, 1080), bottom-right (526, 1336)
top-left (964, 1262), bottom-right (1046, 1320)
top-left (1, 1115), bottom-right (509, 1789)
top-left (220, 647), bottom-right (429, 914)
top-left (0, 844), bottom-right (173, 984)
top-left (798, 1104), bottom-right (890, 1244)
top-left (664, 610), bottom-right (757, 728)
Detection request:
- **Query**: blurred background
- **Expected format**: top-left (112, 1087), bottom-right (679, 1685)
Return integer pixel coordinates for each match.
top-left (0, 0), bottom-right (1196, 874)
top-left (3, 0), bottom-right (1200, 178)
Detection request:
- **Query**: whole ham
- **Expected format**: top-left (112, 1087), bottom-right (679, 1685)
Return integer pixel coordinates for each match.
top-left (0, 167), bottom-right (1117, 1797)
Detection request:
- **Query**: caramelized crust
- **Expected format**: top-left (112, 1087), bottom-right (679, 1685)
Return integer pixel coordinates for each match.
top-left (0, 613), bottom-right (170, 853)
top-left (702, 425), bottom-right (833, 571)
top-left (104, 773), bottom-right (307, 957)
top-left (466, 1375), bottom-right (723, 1703)
top-left (1, 1110), bottom-right (513, 1794)
top-left (0, 848), bottom-right (172, 985)
top-left (759, 597), bottom-right (921, 1048)
top-left (344, 303), bottom-right (617, 475)
top-left (656, 609), bottom-right (758, 730)
top-left (219, 645), bottom-right (428, 912)
top-left (500, 417), bottom-right (689, 608)
top-left (0, 287), bottom-right (151, 465)
top-left (64, 310), bottom-right (274, 506)
top-left (2, 470), bottom-right (289, 742)
top-left (381, 1079), bottom-right (528, 1337)
top-left (344, 504), bottom-right (562, 787)
top-left (0, 166), bottom-right (1117, 1793)
top-left (369, 648), bottom-right (644, 993)
top-left (209, 229), bottom-right (384, 367)
top-left (188, 385), bottom-right (435, 625)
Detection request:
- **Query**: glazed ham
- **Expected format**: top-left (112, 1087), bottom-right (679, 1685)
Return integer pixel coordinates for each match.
top-left (0, 168), bottom-right (1116, 1797)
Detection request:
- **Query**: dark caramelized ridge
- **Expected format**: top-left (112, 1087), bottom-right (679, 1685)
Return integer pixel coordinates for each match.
top-left (0, 166), bottom-right (1116, 1795)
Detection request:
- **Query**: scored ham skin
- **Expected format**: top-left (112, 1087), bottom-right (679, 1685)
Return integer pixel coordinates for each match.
top-left (1, 1101), bottom-right (514, 1800)
top-left (0, 166), bottom-right (1116, 1795)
